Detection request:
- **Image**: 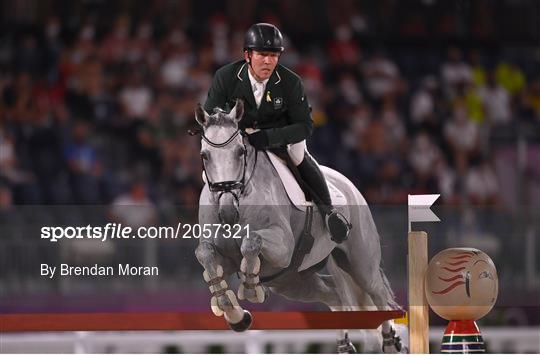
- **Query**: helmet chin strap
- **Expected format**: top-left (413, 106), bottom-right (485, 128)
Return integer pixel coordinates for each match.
top-left (246, 50), bottom-right (254, 70)
top-left (246, 52), bottom-right (263, 82)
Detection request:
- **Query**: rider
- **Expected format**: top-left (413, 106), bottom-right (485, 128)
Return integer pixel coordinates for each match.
top-left (204, 23), bottom-right (351, 243)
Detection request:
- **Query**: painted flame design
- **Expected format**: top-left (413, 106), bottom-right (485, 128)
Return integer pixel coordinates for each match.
top-left (432, 253), bottom-right (473, 295)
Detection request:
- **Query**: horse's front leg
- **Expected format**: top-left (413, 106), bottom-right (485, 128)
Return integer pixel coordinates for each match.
top-left (195, 240), bottom-right (251, 330)
top-left (237, 231), bottom-right (266, 303)
top-left (238, 226), bottom-right (292, 303)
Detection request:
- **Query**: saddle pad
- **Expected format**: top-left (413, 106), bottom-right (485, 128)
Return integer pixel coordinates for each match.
top-left (266, 152), bottom-right (352, 272)
top-left (266, 151), bottom-right (347, 210)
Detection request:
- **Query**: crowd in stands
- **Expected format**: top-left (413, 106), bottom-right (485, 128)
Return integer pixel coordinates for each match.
top-left (1, 1), bottom-right (539, 216)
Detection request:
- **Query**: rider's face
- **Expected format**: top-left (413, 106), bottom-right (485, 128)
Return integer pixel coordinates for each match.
top-left (245, 50), bottom-right (280, 81)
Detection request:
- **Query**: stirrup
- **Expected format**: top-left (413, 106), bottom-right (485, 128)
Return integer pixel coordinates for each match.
top-left (337, 333), bottom-right (357, 354)
top-left (325, 210), bottom-right (352, 244)
top-left (382, 327), bottom-right (404, 353)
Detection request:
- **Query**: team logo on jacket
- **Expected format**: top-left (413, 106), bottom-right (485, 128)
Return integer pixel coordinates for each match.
top-left (273, 97), bottom-right (283, 110)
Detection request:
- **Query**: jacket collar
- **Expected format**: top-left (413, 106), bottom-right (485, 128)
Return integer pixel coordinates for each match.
top-left (236, 62), bottom-right (282, 111)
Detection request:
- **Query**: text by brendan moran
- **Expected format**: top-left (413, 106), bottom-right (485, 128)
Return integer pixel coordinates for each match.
top-left (41, 264), bottom-right (159, 278)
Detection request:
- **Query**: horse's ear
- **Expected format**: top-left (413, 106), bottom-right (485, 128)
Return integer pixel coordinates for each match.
top-left (229, 99), bottom-right (244, 123)
top-left (195, 104), bottom-right (208, 127)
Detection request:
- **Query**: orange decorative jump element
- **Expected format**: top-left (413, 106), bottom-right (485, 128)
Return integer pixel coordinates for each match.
top-left (425, 248), bottom-right (498, 353)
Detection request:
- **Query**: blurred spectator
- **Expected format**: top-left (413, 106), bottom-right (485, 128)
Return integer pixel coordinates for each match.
top-left (465, 155), bottom-right (501, 205)
top-left (296, 56), bottom-right (325, 111)
top-left (109, 181), bottom-right (158, 228)
top-left (327, 24), bottom-right (360, 68)
top-left (455, 82), bottom-right (484, 124)
top-left (441, 47), bottom-right (473, 98)
top-left (362, 49), bottom-right (401, 101)
top-left (409, 131), bottom-right (441, 181)
top-left (336, 72), bottom-right (363, 106)
top-left (64, 121), bottom-right (104, 204)
top-left (444, 103), bottom-right (480, 172)
top-left (15, 35), bottom-right (41, 76)
top-left (469, 49), bottom-right (487, 87)
top-left (410, 76), bottom-right (438, 126)
top-left (0, 128), bottom-right (37, 202)
top-left (131, 124), bottom-right (163, 179)
top-left (119, 71), bottom-right (153, 120)
top-left (101, 15), bottom-right (132, 64)
top-left (343, 103), bottom-right (372, 151)
top-left (0, 185), bottom-right (25, 241)
top-left (522, 77), bottom-right (540, 122)
top-left (356, 121), bottom-right (407, 203)
top-left (160, 30), bottom-right (195, 89)
top-left (495, 60), bottom-right (526, 95)
top-left (435, 157), bottom-right (459, 204)
top-left (0, 185), bottom-right (13, 210)
top-left (208, 15), bottom-right (232, 66)
top-left (479, 71), bottom-right (512, 126)
top-left (108, 181), bottom-right (157, 271)
top-left (43, 16), bottom-right (63, 81)
top-left (127, 22), bottom-right (156, 64)
top-left (380, 98), bottom-right (407, 152)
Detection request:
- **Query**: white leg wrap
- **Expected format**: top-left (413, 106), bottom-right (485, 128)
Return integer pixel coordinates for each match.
top-left (211, 296), bottom-right (224, 317)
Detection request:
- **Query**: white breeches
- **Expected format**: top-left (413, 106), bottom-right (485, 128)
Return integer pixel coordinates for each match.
top-left (287, 140), bottom-right (306, 166)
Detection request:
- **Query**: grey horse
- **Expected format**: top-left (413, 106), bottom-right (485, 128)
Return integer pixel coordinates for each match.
top-left (194, 100), bottom-right (405, 353)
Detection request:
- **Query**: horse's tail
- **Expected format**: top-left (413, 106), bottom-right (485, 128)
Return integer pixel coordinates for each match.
top-left (379, 267), bottom-right (401, 311)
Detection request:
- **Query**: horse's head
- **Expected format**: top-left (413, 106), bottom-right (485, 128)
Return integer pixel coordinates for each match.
top-left (195, 99), bottom-right (246, 225)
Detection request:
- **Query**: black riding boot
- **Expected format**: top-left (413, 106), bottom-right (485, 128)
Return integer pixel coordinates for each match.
top-left (296, 154), bottom-right (351, 243)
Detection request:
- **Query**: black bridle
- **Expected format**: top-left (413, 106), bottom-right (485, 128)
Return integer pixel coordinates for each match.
top-left (194, 128), bottom-right (258, 203)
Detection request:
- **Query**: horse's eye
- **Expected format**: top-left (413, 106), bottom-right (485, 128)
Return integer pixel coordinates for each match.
top-left (237, 147), bottom-right (246, 157)
top-left (201, 151), bottom-right (209, 160)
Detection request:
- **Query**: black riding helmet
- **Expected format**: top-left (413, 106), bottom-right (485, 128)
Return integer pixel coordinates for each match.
top-left (243, 23), bottom-right (284, 53)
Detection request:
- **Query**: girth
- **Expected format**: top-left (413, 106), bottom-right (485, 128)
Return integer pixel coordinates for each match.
top-left (259, 205), bottom-right (328, 283)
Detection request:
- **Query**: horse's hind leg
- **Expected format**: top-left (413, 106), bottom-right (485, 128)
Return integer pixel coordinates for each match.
top-left (195, 241), bottom-right (248, 327)
top-left (270, 272), bottom-right (359, 353)
top-left (268, 272), bottom-right (342, 306)
top-left (331, 248), bottom-right (405, 353)
top-left (344, 258), bottom-right (404, 353)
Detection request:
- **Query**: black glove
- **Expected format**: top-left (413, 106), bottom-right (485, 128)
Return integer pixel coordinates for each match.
top-left (247, 130), bottom-right (269, 150)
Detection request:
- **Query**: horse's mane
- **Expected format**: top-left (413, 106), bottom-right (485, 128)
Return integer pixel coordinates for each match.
top-left (204, 108), bottom-right (238, 129)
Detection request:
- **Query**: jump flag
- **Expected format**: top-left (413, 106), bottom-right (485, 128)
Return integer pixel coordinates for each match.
top-left (408, 194), bottom-right (440, 232)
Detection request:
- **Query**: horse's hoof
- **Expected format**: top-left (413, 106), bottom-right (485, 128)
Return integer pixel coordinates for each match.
top-left (227, 310), bottom-right (253, 332)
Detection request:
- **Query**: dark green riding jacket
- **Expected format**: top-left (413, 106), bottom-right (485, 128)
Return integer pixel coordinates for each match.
top-left (204, 60), bottom-right (313, 148)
